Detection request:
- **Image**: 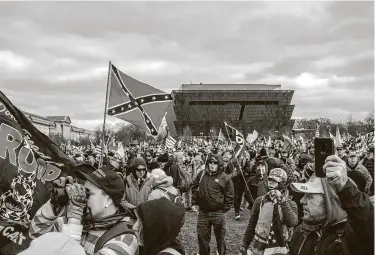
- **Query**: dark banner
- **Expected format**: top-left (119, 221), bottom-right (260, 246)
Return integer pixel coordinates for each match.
top-left (0, 91), bottom-right (77, 254)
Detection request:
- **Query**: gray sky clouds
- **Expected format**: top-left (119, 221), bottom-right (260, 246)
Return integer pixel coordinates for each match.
top-left (0, 1), bottom-right (373, 130)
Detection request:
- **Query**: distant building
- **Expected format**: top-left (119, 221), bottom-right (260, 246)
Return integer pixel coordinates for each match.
top-left (166, 84), bottom-right (295, 137)
top-left (22, 111), bottom-right (95, 141)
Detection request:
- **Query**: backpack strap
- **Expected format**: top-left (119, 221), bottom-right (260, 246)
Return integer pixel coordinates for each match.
top-left (94, 221), bottom-right (135, 253)
top-left (335, 225), bottom-right (350, 255)
top-left (156, 187), bottom-right (175, 201)
top-left (159, 247), bottom-right (181, 255)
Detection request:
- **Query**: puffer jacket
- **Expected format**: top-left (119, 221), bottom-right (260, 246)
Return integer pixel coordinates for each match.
top-left (290, 179), bottom-right (374, 255)
top-left (193, 168), bottom-right (234, 213)
top-left (148, 175), bottom-right (179, 201)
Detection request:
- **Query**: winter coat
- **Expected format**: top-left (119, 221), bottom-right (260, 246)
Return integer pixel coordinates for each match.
top-left (124, 174), bottom-right (153, 207)
top-left (290, 180), bottom-right (374, 255)
top-left (347, 162), bottom-right (372, 192)
top-left (193, 168), bottom-right (234, 213)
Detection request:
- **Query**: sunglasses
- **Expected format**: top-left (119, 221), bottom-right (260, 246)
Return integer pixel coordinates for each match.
top-left (209, 161), bottom-right (218, 165)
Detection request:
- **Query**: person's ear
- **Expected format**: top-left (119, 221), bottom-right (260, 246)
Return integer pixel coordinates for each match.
top-left (104, 194), bottom-right (114, 208)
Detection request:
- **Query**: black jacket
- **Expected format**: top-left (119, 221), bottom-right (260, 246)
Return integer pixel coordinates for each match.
top-left (290, 180), bottom-right (374, 255)
top-left (193, 169), bottom-right (234, 213)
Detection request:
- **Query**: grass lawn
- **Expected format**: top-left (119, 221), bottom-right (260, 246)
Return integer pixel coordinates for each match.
top-left (179, 208), bottom-right (250, 255)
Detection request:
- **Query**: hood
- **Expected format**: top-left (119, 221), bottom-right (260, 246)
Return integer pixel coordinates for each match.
top-left (137, 197), bottom-right (185, 255)
top-left (256, 160), bottom-right (269, 176)
top-left (320, 177), bottom-right (348, 227)
top-left (152, 175), bottom-right (174, 188)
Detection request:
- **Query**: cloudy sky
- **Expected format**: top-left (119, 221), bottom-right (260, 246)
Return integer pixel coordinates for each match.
top-left (0, 1), bottom-right (373, 130)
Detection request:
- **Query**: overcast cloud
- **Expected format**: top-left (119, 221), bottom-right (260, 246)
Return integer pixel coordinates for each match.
top-left (0, 1), bottom-right (373, 130)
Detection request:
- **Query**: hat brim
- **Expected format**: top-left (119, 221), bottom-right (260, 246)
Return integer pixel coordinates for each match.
top-left (75, 170), bottom-right (103, 189)
top-left (290, 182), bottom-right (323, 194)
top-left (268, 176), bottom-right (282, 183)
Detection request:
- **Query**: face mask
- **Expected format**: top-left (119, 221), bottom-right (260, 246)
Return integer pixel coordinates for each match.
top-left (209, 163), bottom-right (219, 172)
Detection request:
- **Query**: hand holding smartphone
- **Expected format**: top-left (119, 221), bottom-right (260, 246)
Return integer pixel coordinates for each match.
top-left (314, 138), bottom-right (334, 178)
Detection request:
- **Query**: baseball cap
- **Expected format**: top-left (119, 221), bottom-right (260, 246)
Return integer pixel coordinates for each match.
top-left (75, 168), bottom-right (125, 206)
top-left (290, 175), bottom-right (324, 194)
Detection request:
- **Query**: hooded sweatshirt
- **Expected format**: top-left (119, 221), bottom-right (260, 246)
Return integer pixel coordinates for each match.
top-left (137, 197), bottom-right (185, 255)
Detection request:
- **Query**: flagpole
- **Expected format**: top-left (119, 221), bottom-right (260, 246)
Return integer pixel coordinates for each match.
top-left (100, 61), bottom-right (112, 168)
top-left (223, 122), bottom-right (254, 204)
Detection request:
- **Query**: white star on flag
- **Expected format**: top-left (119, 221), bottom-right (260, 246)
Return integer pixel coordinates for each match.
top-left (141, 99), bottom-right (144, 103)
top-left (164, 95), bottom-right (169, 99)
top-left (152, 96), bottom-right (156, 100)
top-left (134, 101), bottom-right (138, 105)
top-left (146, 119), bottom-right (149, 123)
top-left (121, 107), bottom-right (124, 111)
top-left (128, 104), bottom-right (132, 108)
top-left (112, 109), bottom-right (116, 114)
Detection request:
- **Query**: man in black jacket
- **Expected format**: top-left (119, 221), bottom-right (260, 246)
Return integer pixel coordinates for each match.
top-left (289, 155), bottom-right (374, 255)
top-left (192, 154), bottom-right (234, 255)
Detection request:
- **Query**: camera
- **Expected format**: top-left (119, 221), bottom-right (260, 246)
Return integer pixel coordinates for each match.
top-left (51, 187), bottom-right (90, 205)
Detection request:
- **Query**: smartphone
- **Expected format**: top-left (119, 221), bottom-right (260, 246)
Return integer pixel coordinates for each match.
top-left (314, 138), bottom-right (334, 178)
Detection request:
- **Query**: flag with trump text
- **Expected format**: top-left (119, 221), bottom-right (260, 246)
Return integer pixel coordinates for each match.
top-left (0, 91), bottom-right (77, 254)
top-left (224, 122), bottom-right (244, 158)
top-left (106, 63), bottom-right (173, 135)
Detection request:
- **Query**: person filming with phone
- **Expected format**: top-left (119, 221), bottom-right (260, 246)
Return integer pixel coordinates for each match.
top-left (28, 168), bottom-right (139, 255)
top-left (289, 153), bottom-right (374, 255)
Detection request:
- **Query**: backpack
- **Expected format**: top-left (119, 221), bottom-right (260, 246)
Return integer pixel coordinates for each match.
top-left (156, 187), bottom-right (184, 207)
top-left (175, 164), bottom-right (192, 192)
top-left (94, 221), bottom-right (135, 253)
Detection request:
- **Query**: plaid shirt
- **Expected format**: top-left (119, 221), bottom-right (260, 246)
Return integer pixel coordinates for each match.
top-left (29, 201), bottom-right (138, 255)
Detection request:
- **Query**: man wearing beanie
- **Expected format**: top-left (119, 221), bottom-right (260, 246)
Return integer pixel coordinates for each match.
top-left (29, 168), bottom-right (138, 255)
top-left (192, 154), bottom-right (234, 255)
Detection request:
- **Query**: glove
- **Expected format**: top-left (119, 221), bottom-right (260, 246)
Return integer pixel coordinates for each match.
top-left (66, 183), bottom-right (88, 221)
top-left (50, 176), bottom-right (74, 215)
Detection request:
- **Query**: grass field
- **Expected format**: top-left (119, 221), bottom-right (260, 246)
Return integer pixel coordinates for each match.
top-left (179, 208), bottom-right (251, 255)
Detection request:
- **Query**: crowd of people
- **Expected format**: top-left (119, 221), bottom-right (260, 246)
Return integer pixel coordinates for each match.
top-left (20, 135), bottom-right (374, 255)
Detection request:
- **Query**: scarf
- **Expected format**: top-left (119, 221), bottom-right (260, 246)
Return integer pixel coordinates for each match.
top-left (250, 196), bottom-right (285, 255)
top-left (301, 221), bottom-right (324, 237)
top-left (83, 211), bottom-right (127, 231)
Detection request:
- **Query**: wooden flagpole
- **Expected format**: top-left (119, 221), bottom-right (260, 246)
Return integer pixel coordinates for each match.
top-left (99, 61), bottom-right (112, 168)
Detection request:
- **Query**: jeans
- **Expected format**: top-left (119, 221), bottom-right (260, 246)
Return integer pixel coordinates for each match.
top-left (197, 211), bottom-right (227, 255)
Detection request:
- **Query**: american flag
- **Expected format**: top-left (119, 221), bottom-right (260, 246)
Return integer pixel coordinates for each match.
top-left (165, 135), bottom-right (177, 149)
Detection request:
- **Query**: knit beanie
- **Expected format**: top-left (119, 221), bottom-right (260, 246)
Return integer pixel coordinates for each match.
top-left (157, 152), bottom-right (169, 163)
top-left (131, 157), bottom-right (147, 168)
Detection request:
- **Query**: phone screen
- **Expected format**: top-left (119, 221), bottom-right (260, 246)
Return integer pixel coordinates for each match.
top-left (314, 138), bottom-right (334, 178)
